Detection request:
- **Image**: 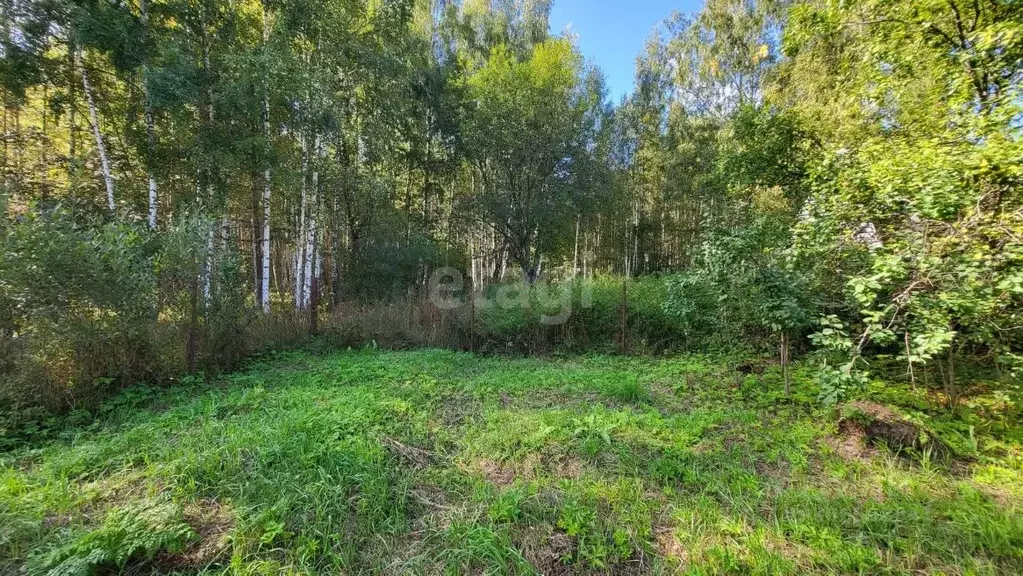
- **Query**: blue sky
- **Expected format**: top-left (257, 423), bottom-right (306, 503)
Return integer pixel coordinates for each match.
top-left (550, 0), bottom-right (704, 103)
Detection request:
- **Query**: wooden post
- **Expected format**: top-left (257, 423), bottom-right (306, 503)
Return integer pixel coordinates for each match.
top-left (781, 332), bottom-right (790, 396)
top-left (946, 347), bottom-right (957, 412)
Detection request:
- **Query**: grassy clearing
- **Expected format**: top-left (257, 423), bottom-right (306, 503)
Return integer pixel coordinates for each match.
top-left (2, 349), bottom-right (1022, 575)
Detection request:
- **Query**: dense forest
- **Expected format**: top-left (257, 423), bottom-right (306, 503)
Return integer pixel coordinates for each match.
top-left (3, 0), bottom-right (1023, 574)
top-left (1, 0), bottom-right (1021, 413)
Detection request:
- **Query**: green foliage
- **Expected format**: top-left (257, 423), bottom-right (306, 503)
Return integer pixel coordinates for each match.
top-left (2, 0), bottom-right (1019, 421)
top-left (453, 277), bottom-right (687, 355)
top-left (784, 0), bottom-right (1023, 404)
top-left (658, 103), bottom-right (817, 355)
top-left (460, 38), bottom-right (610, 281)
top-left (29, 499), bottom-right (195, 576)
top-left (809, 315), bottom-right (870, 404)
top-left (2, 349), bottom-right (1023, 574)
top-left (0, 207), bottom-right (258, 413)
top-left (663, 222), bottom-right (815, 352)
top-left (0, 209), bottom-right (160, 408)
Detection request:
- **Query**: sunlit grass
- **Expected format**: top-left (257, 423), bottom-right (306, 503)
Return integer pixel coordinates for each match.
top-left (1, 349), bottom-right (1021, 574)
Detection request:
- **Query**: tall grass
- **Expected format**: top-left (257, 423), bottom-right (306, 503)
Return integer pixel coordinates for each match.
top-left (0, 272), bottom-right (724, 416)
top-left (298, 276), bottom-right (692, 356)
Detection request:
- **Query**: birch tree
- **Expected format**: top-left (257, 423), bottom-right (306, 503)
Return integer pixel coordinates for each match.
top-left (302, 135), bottom-right (320, 309)
top-left (78, 52), bottom-right (114, 212)
top-left (260, 0), bottom-right (272, 313)
top-left (141, 0), bottom-right (158, 229)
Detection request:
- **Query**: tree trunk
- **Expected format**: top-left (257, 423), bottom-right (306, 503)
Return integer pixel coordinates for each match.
top-left (302, 135), bottom-right (319, 311)
top-left (78, 53), bottom-right (114, 212)
top-left (2, 101), bottom-right (7, 192)
top-left (0, 9), bottom-right (6, 185)
top-left (260, 1), bottom-right (272, 314)
top-left (522, 265), bottom-right (538, 285)
top-left (252, 177), bottom-right (262, 306)
top-left (468, 273), bottom-right (476, 353)
top-left (146, 112), bottom-right (157, 228)
top-left (141, 0), bottom-right (158, 229)
top-left (67, 38), bottom-right (78, 209)
top-left (41, 84), bottom-right (50, 199)
top-left (309, 273), bottom-right (319, 335)
top-left (572, 214), bottom-right (580, 279)
top-left (330, 172), bottom-right (342, 308)
top-left (201, 32), bottom-right (217, 304)
top-left (905, 331), bottom-right (916, 390)
top-left (944, 347), bottom-right (958, 412)
top-left (187, 257), bottom-right (200, 373)
top-left (781, 332), bottom-right (790, 396)
top-left (295, 133), bottom-right (309, 309)
top-left (470, 235), bottom-right (477, 289)
top-left (620, 275), bottom-right (629, 353)
top-left (261, 170), bottom-right (272, 313)
top-left (203, 224), bottom-right (214, 302)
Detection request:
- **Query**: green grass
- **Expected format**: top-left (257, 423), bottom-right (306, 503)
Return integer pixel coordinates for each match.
top-left (2, 349), bottom-right (1022, 575)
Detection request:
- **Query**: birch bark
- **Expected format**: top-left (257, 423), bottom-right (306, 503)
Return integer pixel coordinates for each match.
top-left (295, 133), bottom-right (308, 309)
top-left (79, 53), bottom-right (114, 212)
top-left (302, 135), bottom-right (320, 309)
top-left (142, 0), bottom-right (158, 229)
top-left (260, 1), bottom-right (272, 313)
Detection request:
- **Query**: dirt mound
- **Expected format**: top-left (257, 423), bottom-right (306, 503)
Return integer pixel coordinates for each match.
top-left (839, 401), bottom-right (949, 456)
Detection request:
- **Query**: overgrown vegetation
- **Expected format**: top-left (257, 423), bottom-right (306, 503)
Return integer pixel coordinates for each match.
top-left (2, 349), bottom-right (1022, 574)
top-left (1, 0), bottom-right (1020, 412)
top-left (1, 0), bottom-right (1022, 571)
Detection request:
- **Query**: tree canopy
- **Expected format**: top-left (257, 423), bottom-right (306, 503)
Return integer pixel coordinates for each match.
top-left (0, 0), bottom-right (1020, 407)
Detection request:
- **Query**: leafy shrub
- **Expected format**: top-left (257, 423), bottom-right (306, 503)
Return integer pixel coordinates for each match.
top-left (0, 208), bottom-right (261, 414)
top-left (468, 277), bottom-right (687, 355)
top-left (0, 210), bottom-right (161, 409)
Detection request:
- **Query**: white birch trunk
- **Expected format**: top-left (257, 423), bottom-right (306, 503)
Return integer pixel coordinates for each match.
top-left (295, 133), bottom-right (308, 310)
top-left (146, 120), bottom-right (157, 228)
top-left (302, 135), bottom-right (320, 309)
top-left (79, 54), bottom-right (114, 212)
top-left (582, 231), bottom-right (588, 279)
top-left (221, 214), bottom-right (229, 251)
top-left (572, 215), bottom-right (580, 279)
top-left (142, 0), bottom-right (158, 229)
top-left (203, 225), bottom-right (214, 302)
top-left (260, 1), bottom-right (272, 313)
top-left (262, 170), bottom-right (271, 312)
top-left (470, 235), bottom-right (477, 288)
top-left (201, 53), bottom-right (215, 305)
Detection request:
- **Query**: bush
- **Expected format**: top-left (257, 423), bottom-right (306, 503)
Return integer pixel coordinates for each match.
top-left (310, 276), bottom-right (688, 356)
top-left (0, 207), bottom-right (734, 422)
top-left (0, 208), bottom-right (258, 415)
top-left (0, 210), bottom-right (161, 409)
